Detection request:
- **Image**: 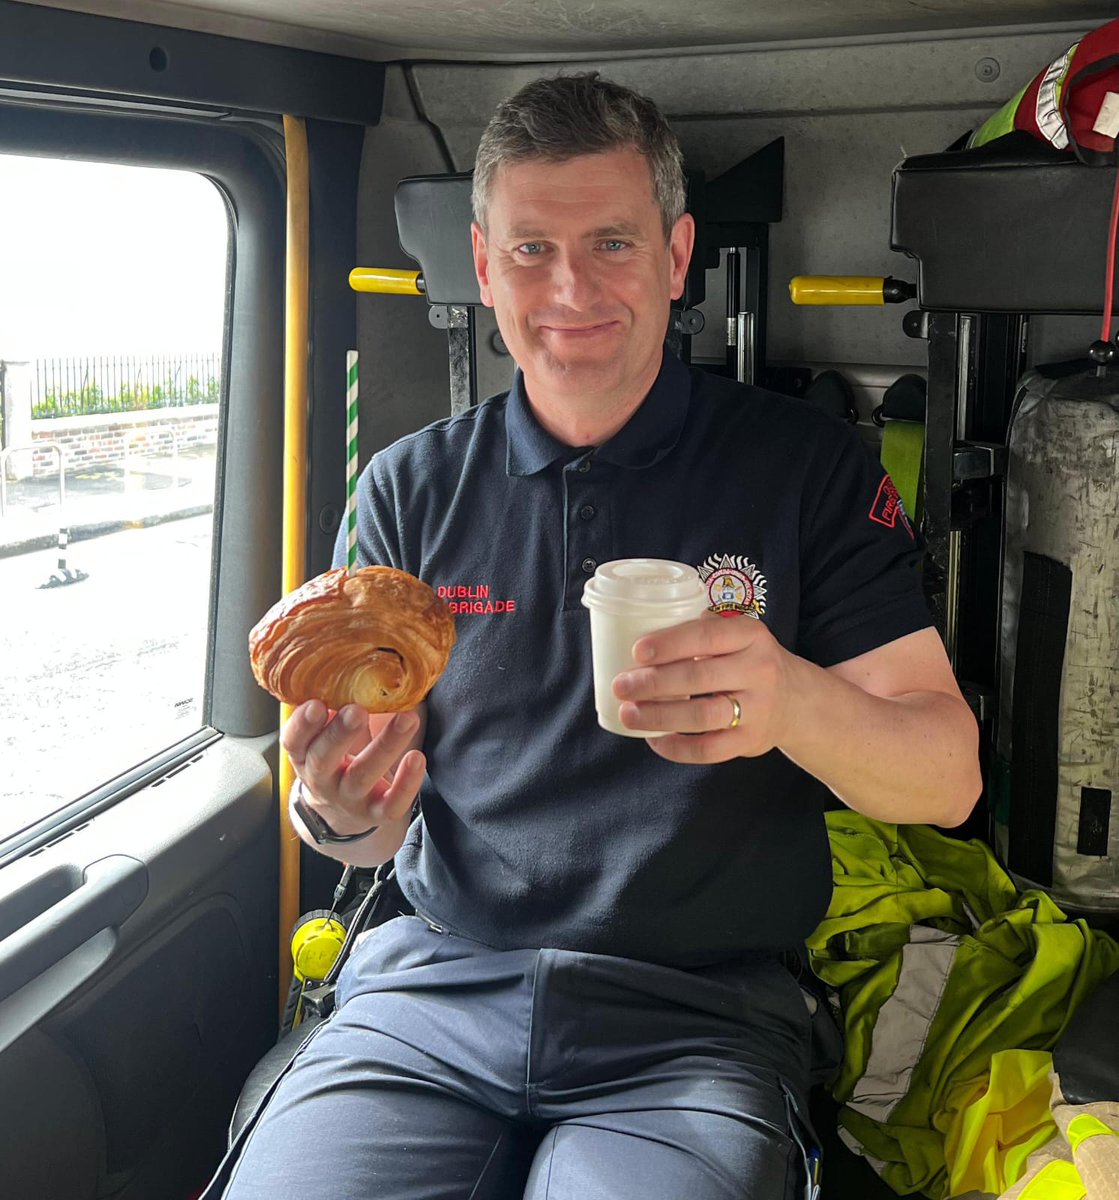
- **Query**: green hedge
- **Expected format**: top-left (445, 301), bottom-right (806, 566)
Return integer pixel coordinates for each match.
top-left (32, 376), bottom-right (219, 419)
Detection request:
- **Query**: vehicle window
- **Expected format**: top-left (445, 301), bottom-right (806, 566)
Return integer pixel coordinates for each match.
top-left (0, 155), bottom-right (229, 840)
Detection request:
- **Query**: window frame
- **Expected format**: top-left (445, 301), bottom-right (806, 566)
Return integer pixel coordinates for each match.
top-left (0, 97), bottom-right (286, 866)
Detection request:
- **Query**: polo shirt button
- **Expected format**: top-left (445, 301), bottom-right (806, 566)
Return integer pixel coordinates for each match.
top-left (578, 504), bottom-right (596, 521)
top-left (581, 557), bottom-right (597, 575)
top-left (577, 459), bottom-right (591, 473)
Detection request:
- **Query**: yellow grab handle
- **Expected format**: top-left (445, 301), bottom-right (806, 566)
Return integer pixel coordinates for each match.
top-left (788, 275), bottom-right (915, 306)
top-left (280, 113), bottom-right (310, 1019)
top-left (349, 267), bottom-right (425, 296)
top-left (789, 276), bottom-right (887, 305)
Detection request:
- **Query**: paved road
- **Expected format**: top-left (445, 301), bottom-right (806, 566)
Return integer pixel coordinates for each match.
top-left (0, 513), bottom-right (213, 840)
top-left (1, 445), bottom-right (215, 556)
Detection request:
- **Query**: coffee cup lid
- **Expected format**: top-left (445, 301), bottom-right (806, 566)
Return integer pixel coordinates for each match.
top-left (585, 558), bottom-right (706, 605)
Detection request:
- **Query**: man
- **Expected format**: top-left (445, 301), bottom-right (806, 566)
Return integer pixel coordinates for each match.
top-left (213, 74), bottom-right (980, 1199)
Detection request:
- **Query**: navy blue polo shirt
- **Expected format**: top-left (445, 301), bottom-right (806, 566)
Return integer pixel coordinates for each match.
top-left (336, 350), bottom-right (931, 967)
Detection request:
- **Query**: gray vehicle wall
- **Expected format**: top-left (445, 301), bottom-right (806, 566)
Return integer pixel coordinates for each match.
top-left (354, 23), bottom-right (1099, 459)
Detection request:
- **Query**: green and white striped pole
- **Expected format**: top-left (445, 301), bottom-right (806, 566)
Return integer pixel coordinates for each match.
top-left (346, 350), bottom-right (359, 574)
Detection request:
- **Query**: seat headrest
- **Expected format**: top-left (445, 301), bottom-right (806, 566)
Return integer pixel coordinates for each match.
top-left (395, 173), bottom-right (480, 306)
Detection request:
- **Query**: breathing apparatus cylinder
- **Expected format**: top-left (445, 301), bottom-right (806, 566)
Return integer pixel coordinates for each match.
top-left (995, 366), bottom-right (1119, 910)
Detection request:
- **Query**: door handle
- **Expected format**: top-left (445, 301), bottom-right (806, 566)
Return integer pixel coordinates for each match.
top-left (0, 855), bottom-right (148, 1004)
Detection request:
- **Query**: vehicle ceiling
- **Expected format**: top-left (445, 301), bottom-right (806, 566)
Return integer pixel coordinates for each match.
top-left (17, 0), bottom-right (1114, 61)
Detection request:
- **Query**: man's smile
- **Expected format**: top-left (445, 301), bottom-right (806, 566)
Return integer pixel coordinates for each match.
top-left (538, 320), bottom-right (623, 338)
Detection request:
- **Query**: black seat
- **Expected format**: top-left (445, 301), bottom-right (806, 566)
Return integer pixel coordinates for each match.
top-left (229, 1015), bottom-right (324, 1142)
top-left (1053, 967), bottom-right (1119, 1105)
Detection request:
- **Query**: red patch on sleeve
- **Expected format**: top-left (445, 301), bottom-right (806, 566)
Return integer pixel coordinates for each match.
top-left (869, 475), bottom-right (914, 539)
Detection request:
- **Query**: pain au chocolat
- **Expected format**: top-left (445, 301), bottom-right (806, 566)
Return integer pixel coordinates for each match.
top-left (249, 566), bottom-right (455, 712)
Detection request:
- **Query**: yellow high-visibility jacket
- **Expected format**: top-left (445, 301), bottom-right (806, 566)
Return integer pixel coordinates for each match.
top-left (807, 814), bottom-right (1119, 1198)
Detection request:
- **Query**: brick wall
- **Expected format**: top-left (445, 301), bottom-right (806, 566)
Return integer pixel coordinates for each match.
top-left (28, 406), bottom-right (219, 478)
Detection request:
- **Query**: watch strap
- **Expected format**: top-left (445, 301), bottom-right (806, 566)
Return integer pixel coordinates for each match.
top-left (291, 779), bottom-right (380, 845)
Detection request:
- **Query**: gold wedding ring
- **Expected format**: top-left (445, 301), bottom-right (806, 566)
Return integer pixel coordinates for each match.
top-left (724, 693), bottom-right (742, 729)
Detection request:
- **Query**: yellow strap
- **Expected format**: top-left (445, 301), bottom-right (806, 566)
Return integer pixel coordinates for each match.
top-left (880, 419), bottom-right (925, 526)
top-left (1018, 1160), bottom-right (1086, 1200)
top-left (1068, 1113), bottom-right (1119, 1151)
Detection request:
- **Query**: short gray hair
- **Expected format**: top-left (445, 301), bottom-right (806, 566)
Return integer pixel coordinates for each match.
top-left (472, 73), bottom-right (686, 238)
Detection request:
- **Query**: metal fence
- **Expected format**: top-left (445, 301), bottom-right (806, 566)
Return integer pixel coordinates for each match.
top-left (32, 353), bottom-right (222, 419)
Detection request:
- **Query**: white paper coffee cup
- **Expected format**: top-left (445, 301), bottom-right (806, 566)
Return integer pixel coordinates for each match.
top-left (581, 558), bottom-right (710, 737)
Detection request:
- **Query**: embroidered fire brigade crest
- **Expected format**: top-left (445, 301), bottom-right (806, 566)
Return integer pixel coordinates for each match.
top-left (696, 554), bottom-right (767, 618)
top-left (869, 475), bottom-right (914, 539)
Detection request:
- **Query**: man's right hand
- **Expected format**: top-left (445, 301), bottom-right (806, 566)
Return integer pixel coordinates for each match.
top-left (281, 699), bottom-right (426, 863)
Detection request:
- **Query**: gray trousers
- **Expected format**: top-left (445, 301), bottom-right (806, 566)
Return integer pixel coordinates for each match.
top-left (208, 915), bottom-right (818, 1199)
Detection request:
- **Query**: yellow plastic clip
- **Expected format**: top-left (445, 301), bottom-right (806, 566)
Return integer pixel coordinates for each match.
top-left (349, 267), bottom-right (425, 296)
top-left (290, 914), bottom-right (347, 984)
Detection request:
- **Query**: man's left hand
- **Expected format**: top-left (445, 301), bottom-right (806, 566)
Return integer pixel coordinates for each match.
top-left (612, 614), bottom-right (798, 763)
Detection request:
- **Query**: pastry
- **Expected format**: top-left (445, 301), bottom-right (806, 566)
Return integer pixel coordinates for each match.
top-left (249, 566), bottom-right (455, 711)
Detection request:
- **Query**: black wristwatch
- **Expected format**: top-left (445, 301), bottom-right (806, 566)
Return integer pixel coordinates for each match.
top-left (291, 779), bottom-right (380, 845)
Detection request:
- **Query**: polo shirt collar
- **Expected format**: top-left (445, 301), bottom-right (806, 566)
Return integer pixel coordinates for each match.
top-left (505, 349), bottom-right (691, 477)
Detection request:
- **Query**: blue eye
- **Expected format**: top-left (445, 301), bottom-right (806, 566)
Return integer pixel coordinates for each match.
top-left (601, 240), bottom-right (627, 251)
top-left (517, 242), bottom-right (544, 255)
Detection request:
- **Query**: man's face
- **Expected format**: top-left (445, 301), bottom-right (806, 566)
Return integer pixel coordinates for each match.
top-left (472, 147), bottom-right (694, 404)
